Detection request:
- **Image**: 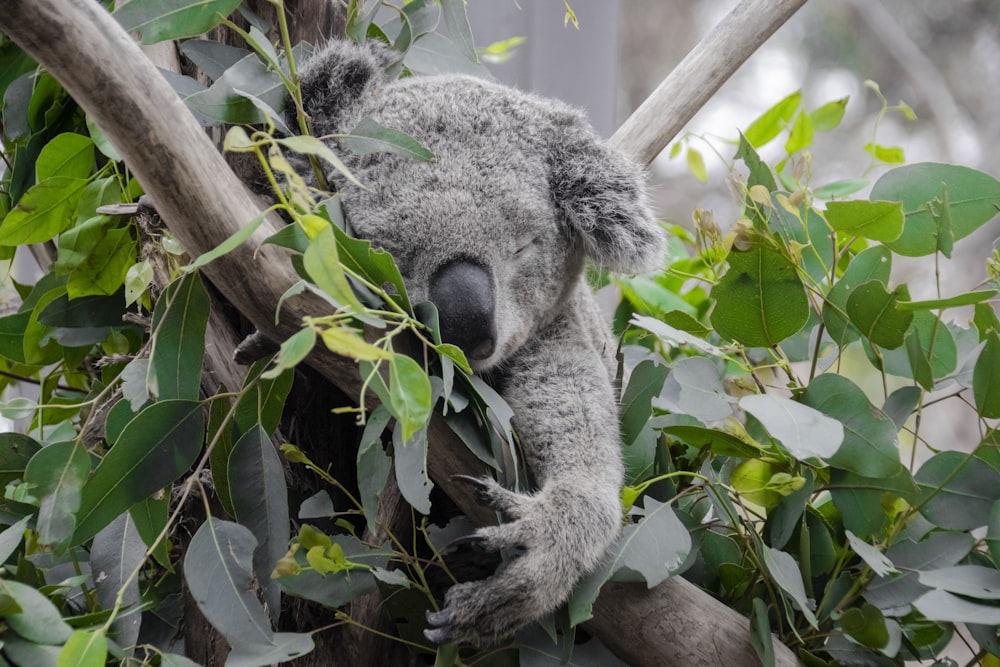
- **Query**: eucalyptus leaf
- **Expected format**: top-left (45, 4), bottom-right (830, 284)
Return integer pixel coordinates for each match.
top-left (711, 245), bottom-right (809, 347)
top-left (148, 272), bottom-right (210, 402)
top-left (392, 421), bottom-right (431, 515)
top-left (739, 394), bottom-right (844, 460)
top-left (113, 0), bottom-right (243, 44)
top-left (0, 579), bottom-right (73, 644)
top-left (91, 514), bottom-right (143, 650)
top-left (824, 200), bottom-right (904, 243)
top-left (918, 565), bottom-right (1000, 600)
top-left (801, 374), bottom-right (899, 476)
top-left (846, 280), bottom-right (913, 349)
top-left (74, 400), bottom-right (205, 544)
top-left (357, 405), bottom-right (392, 534)
top-left (915, 451), bottom-right (1000, 530)
top-left (184, 518), bottom-right (274, 647)
top-left (872, 163), bottom-right (1000, 257)
top-left (344, 117), bottom-right (434, 162)
top-left (619, 360), bottom-right (668, 446)
top-left (228, 425), bottom-right (289, 622)
top-left (823, 245), bottom-right (892, 346)
top-left (23, 441), bottom-right (89, 549)
top-left (761, 545), bottom-right (817, 628)
top-left (913, 588), bottom-right (1000, 625)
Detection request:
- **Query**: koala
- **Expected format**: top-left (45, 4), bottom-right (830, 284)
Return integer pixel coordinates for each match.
top-left (296, 40), bottom-right (664, 648)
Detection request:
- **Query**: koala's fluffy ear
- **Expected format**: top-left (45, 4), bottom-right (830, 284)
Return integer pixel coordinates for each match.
top-left (548, 115), bottom-right (664, 274)
top-left (296, 40), bottom-right (394, 136)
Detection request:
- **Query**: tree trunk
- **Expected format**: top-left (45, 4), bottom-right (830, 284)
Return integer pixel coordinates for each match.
top-left (0, 1), bottom-right (806, 665)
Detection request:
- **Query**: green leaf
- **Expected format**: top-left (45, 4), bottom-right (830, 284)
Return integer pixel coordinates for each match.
top-left (731, 459), bottom-right (782, 509)
top-left (685, 147), bottom-right (707, 182)
top-left (658, 424), bottom-right (759, 458)
top-left (148, 273), bottom-right (210, 401)
top-left (357, 405), bottom-right (392, 535)
top-left (619, 360), bottom-right (669, 446)
top-left (23, 441), bottom-right (90, 549)
top-left (0, 433), bottom-right (41, 489)
top-left (840, 603), bottom-right (889, 649)
top-left (277, 136), bottom-right (363, 189)
top-left (812, 178), bottom-right (868, 200)
top-left (864, 142), bottom-right (905, 164)
top-left (36, 133), bottom-right (94, 181)
top-left (317, 325), bottom-right (392, 361)
top-left (441, 0), bottom-right (478, 63)
top-left (734, 135), bottom-right (778, 225)
top-left (913, 588), bottom-right (1000, 625)
top-left (179, 40), bottom-right (252, 82)
top-left (113, 0), bottom-right (243, 45)
top-left (184, 208), bottom-right (269, 272)
top-left (974, 332), bottom-right (1000, 418)
top-left (0, 516), bottom-right (31, 565)
top-left (872, 163), bottom-right (1000, 257)
top-left (739, 394), bottom-right (844, 460)
top-left (710, 245), bottom-right (809, 347)
top-left (74, 400), bottom-right (205, 544)
top-left (801, 374), bottom-right (900, 476)
top-left (783, 110), bottom-right (813, 153)
top-left (876, 310), bottom-right (957, 381)
top-left (0, 579), bottom-right (73, 644)
top-left (761, 545), bottom-right (817, 628)
top-left (659, 357), bottom-right (731, 423)
top-left (90, 514), bottom-right (143, 649)
top-left (388, 354), bottom-right (432, 444)
top-left (66, 225), bottom-right (135, 298)
top-left (343, 117), bottom-right (434, 162)
top-left (568, 496), bottom-right (690, 626)
top-left (906, 328), bottom-right (934, 391)
top-left (846, 531), bottom-right (896, 576)
top-left (846, 280), bottom-right (913, 349)
top-left (228, 425), bottom-right (289, 622)
top-left (130, 493), bottom-right (171, 569)
top-left (235, 361), bottom-right (294, 436)
top-left (57, 629), bottom-right (107, 667)
top-left (184, 53), bottom-right (285, 125)
top-left (261, 327), bottom-right (316, 380)
top-left (824, 200), bottom-right (904, 242)
top-left (990, 500), bottom-right (1000, 567)
top-left (918, 565), bottom-right (1000, 599)
top-left (810, 97), bottom-right (848, 132)
top-left (328, 221), bottom-right (411, 313)
top-left (0, 177), bottom-right (88, 244)
top-left (303, 224), bottom-right (367, 313)
top-left (392, 420), bottom-right (432, 515)
top-left (750, 597), bottom-right (776, 667)
top-left (899, 289), bottom-right (997, 311)
top-left (184, 518), bottom-right (274, 647)
top-left (915, 451), bottom-right (1000, 530)
top-left (744, 91), bottom-right (802, 148)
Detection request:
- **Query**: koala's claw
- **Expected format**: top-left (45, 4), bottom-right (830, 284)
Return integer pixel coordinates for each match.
top-left (450, 474), bottom-right (531, 519)
top-left (446, 533), bottom-right (488, 552)
top-left (424, 609), bottom-right (453, 644)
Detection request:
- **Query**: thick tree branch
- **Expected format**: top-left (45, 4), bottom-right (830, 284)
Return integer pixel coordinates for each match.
top-left (0, 1), bottom-right (803, 665)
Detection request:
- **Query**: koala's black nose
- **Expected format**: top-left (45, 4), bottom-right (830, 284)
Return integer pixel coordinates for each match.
top-left (429, 261), bottom-right (496, 361)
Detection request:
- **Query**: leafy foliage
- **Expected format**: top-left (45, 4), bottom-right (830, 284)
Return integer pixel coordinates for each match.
top-left (1, 1), bottom-right (1000, 666)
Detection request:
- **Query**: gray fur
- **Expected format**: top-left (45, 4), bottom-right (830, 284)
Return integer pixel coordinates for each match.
top-left (298, 39), bottom-right (664, 647)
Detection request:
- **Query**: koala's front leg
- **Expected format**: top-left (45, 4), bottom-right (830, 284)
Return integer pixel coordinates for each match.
top-left (425, 324), bottom-right (623, 647)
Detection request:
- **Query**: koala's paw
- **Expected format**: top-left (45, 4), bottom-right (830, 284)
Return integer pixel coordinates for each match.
top-left (424, 577), bottom-right (535, 647)
top-left (451, 474), bottom-right (533, 519)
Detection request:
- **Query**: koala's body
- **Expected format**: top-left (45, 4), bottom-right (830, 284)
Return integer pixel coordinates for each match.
top-left (297, 40), bottom-right (663, 647)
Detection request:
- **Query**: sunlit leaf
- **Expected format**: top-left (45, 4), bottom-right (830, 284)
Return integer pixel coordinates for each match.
top-left (744, 91), bottom-right (801, 148)
top-left (824, 200), bottom-right (904, 243)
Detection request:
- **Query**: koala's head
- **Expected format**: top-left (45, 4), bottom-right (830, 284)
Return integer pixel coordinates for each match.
top-left (298, 41), bottom-right (663, 371)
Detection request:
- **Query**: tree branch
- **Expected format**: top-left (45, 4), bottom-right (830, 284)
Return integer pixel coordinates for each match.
top-left (0, 1), bottom-right (803, 664)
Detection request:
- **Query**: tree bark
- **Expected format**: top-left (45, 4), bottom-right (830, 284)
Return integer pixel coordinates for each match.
top-left (0, 1), bottom-right (805, 665)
